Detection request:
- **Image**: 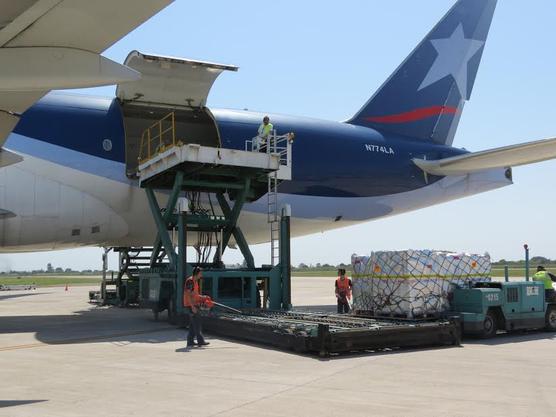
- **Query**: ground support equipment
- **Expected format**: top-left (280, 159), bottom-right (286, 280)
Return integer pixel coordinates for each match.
top-left (93, 113), bottom-right (462, 356)
top-left (452, 281), bottom-right (556, 338)
top-left (198, 310), bottom-right (460, 356)
top-left (133, 115), bottom-right (293, 320)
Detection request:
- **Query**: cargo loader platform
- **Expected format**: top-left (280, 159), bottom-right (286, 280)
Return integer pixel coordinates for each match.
top-left (198, 310), bottom-right (461, 357)
top-left (110, 112), bottom-right (296, 321)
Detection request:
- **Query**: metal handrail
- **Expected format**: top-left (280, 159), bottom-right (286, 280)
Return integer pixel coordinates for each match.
top-left (139, 112), bottom-right (177, 163)
top-left (138, 116), bottom-right (293, 169)
top-left (247, 130), bottom-right (294, 167)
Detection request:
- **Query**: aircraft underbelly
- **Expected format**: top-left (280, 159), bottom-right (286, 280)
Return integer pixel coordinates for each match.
top-left (0, 148), bottom-right (512, 252)
top-left (0, 154), bottom-right (132, 251)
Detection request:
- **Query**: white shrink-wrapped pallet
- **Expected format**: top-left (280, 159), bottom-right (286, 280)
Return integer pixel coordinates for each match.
top-left (351, 250), bottom-right (491, 318)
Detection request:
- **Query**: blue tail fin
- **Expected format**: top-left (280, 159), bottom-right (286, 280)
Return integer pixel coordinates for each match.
top-left (347, 0), bottom-right (497, 145)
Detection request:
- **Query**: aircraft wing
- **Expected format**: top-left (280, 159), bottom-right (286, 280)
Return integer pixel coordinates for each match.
top-left (413, 137), bottom-right (556, 176)
top-left (0, 0), bottom-right (173, 153)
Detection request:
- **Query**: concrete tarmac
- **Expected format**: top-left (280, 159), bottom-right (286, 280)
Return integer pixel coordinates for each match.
top-left (1, 277), bottom-right (555, 417)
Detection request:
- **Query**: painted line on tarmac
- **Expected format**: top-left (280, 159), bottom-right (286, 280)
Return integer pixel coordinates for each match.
top-left (0, 326), bottom-right (176, 352)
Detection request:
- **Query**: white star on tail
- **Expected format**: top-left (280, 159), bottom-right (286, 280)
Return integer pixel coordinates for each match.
top-left (418, 24), bottom-right (485, 100)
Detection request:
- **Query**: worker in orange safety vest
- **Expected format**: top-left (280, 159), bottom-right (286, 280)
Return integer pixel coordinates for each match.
top-left (335, 268), bottom-right (353, 314)
top-left (183, 267), bottom-right (214, 348)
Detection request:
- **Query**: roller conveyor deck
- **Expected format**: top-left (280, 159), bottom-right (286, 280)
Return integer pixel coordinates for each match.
top-left (199, 310), bottom-right (461, 357)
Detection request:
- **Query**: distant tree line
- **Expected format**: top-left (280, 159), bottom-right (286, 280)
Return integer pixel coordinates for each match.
top-left (292, 263), bottom-right (351, 271)
top-left (493, 257), bottom-right (555, 267)
top-left (3, 257), bottom-right (553, 276)
top-left (0, 262), bottom-right (102, 275)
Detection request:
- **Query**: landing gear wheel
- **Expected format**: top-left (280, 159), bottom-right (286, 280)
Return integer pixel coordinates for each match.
top-left (480, 312), bottom-right (497, 339)
top-left (545, 306), bottom-right (556, 332)
top-left (167, 297), bottom-right (177, 325)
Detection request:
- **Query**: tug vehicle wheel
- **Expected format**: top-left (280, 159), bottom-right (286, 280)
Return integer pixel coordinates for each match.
top-left (545, 306), bottom-right (556, 332)
top-left (480, 312), bottom-right (497, 339)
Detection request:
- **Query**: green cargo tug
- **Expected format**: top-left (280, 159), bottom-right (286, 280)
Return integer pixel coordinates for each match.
top-left (452, 281), bottom-right (556, 338)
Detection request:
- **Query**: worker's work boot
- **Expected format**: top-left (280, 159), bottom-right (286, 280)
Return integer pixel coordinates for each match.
top-left (197, 341), bottom-right (210, 347)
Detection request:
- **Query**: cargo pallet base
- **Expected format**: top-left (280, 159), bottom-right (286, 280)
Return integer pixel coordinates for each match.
top-left (186, 311), bottom-right (461, 357)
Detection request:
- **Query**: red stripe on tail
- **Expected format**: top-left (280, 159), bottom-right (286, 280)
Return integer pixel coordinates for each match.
top-left (365, 106), bottom-right (458, 124)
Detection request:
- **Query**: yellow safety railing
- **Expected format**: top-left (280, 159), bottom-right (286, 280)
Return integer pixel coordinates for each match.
top-left (138, 112), bottom-right (177, 164)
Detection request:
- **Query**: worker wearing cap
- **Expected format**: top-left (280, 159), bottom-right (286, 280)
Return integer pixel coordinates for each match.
top-left (183, 267), bottom-right (214, 348)
top-left (533, 266), bottom-right (556, 302)
top-left (255, 116), bottom-right (273, 152)
top-left (335, 268), bottom-right (353, 314)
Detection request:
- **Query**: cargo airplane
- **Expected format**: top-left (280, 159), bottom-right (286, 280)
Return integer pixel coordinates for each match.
top-left (0, 0), bottom-right (554, 253)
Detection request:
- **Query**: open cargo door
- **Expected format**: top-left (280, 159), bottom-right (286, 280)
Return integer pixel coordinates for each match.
top-left (116, 51), bottom-right (238, 176)
top-left (117, 51), bottom-right (237, 108)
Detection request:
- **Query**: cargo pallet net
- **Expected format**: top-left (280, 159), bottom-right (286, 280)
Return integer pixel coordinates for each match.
top-left (351, 250), bottom-right (491, 318)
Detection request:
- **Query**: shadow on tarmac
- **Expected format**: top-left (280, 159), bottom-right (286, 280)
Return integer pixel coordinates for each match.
top-left (2, 303), bottom-right (554, 358)
top-left (175, 347), bottom-right (190, 353)
top-left (0, 400), bottom-right (48, 408)
top-left (0, 306), bottom-right (183, 346)
top-left (0, 292), bottom-right (44, 301)
top-left (464, 330), bottom-right (556, 346)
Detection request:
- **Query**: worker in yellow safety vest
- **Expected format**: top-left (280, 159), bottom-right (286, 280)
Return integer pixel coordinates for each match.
top-left (255, 116), bottom-right (273, 152)
top-left (335, 268), bottom-right (353, 314)
top-left (532, 266), bottom-right (556, 302)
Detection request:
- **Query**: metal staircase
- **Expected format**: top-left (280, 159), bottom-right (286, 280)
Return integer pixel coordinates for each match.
top-left (94, 246), bottom-right (167, 306)
top-left (115, 247), bottom-right (166, 281)
top-left (139, 116), bottom-right (293, 269)
top-left (253, 130), bottom-right (293, 266)
top-left (268, 171), bottom-right (280, 265)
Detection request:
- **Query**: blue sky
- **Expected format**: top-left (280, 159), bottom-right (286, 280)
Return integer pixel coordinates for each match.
top-left (2, 0), bottom-right (555, 271)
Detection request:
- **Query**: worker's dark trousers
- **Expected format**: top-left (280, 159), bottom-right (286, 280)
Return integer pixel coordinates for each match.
top-left (186, 308), bottom-right (206, 345)
top-left (337, 300), bottom-right (350, 314)
top-left (256, 287), bottom-right (262, 308)
top-left (545, 289), bottom-right (556, 302)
